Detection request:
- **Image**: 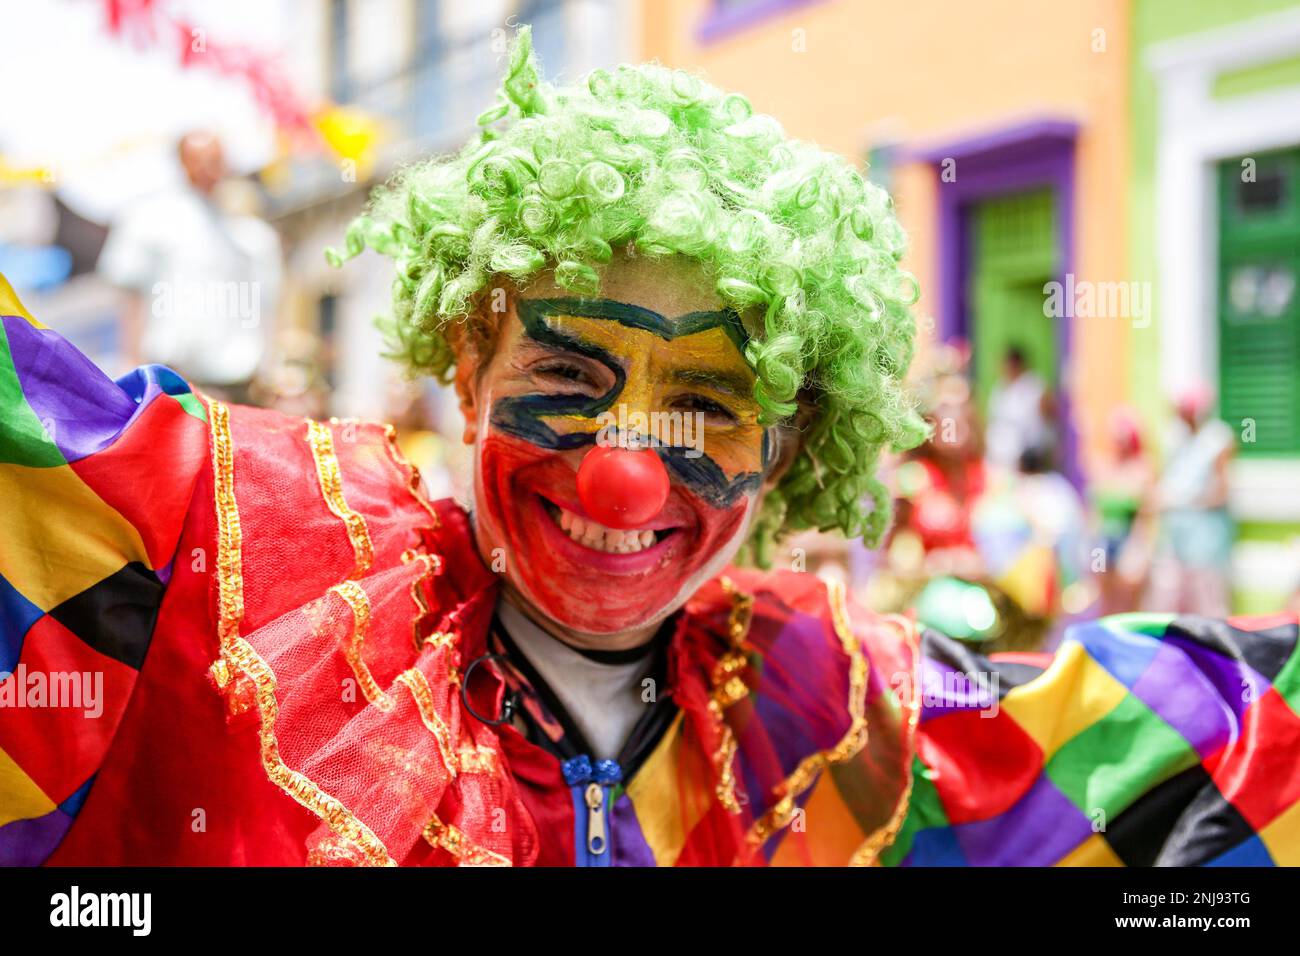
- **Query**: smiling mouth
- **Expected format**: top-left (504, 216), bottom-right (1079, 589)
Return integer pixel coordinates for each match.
top-left (539, 496), bottom-right (677, 555)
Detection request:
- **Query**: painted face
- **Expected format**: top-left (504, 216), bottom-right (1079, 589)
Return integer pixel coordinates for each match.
top-left (470, 284), bottom-right (772, 636)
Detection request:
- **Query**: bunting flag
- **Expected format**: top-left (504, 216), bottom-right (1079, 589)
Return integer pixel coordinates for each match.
top-left (100, 0), bottom-right (385, 166)
top-left (102, 0), bottom-right (316, 139)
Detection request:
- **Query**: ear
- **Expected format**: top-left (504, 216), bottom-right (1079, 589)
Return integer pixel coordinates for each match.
top-left (453, 355), bottom-right (482, 445)
top-left (447, 293), bottom-right (505, 446)
top-left (761, 423), bottom-right (804, 493)
top-left (760, 391), bottom-right (816, 493)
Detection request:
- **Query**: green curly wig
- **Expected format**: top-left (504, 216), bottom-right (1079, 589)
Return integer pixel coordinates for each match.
top-left (331, 25), bottom-right (928, 565)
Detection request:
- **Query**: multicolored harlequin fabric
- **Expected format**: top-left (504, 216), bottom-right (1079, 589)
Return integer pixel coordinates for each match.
top-left (2, 273), bottom-right (1299, 867)
top-left (0, 276), bottom-right (209, 864)
top-left (889, 615), bottom-right (1300, 866)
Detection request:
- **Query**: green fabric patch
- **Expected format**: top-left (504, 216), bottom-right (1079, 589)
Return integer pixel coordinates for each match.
top-left (881, 755), bottom-right (949, 867)
top-left (1271, 638), bottom-right (1300, 719)
top-left (169, 390), bottom-right (208, 423)
top-left (0, 321), bottom-right (66, 467)
top-left (1046, 692), bottom-right (1199, 821)
top-left (1097, 612), bottom-right (1174, 639)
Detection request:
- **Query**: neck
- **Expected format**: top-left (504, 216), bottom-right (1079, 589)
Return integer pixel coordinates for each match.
top-left (499, 585), bottom-right (660, 652)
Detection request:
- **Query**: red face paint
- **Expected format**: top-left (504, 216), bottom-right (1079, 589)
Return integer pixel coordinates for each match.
top-left (471, 296), bottom-right (770, 635)
top-left (478, 432), bottom-right (751, 634)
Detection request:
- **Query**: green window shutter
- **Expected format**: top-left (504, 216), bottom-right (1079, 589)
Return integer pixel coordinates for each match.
top-left (1218, 149), bottom-right (1300, 456)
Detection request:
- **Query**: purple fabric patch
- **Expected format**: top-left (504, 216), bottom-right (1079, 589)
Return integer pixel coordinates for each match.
top-left (2, 314), bottom-right (170, 464)
top-left (741, 609), bottom-right (849, 817)
top-left (1130, 642), bottom-right (1236, 759)
top-left (919, 653), bottom-right (1001, 723)
top-left (0, 806), bottom-right (72, 866)
top-left (610, 792), bottom-right (657, 867)
top-left (1166, 633), bottom-right (1265, 729)
top-left (953, 774), bottom-right (1092, 866)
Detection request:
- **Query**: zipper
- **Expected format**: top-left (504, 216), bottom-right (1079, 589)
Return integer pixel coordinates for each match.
top-left (584, 783), bottom-right (607, 856)
top-left (562, 755), bottom-right (622, 866)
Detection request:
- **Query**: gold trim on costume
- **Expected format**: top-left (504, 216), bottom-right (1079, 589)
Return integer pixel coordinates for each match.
top-left (307, 419), bottom-right (375, 578)
top-left (395, 668), bottom-right (459, 778)
top-left (207, 399), bottom-right (395, 867)
top-left (720, 576), bottom-right (754, 644)
top-left (849, 613), bottom-right (922, 867)
top-left (710, 577), bottom-right (753, 815)
top-left (383, 423), bottom-right (441, 530)
top-left (423, 631), bottom-right (457, 651)
top-left (331, 579), bottom-right (394, 712)
top-left (711, 702), bottom-right (743, 815)
top-left (422, 817), bottom-right (511, 867)
top-left (712, 576), bottom-right (753, 710)
top-left (741, 578), bottom-right (871, 851)
top-left (394, 667), bottom-right (497, 779)
top-left (210, 400), bottom-right (245, 645)
top-left (401, 549), bottom-right (442, 651)
top-left (228, 634), bottom-right (395, 866)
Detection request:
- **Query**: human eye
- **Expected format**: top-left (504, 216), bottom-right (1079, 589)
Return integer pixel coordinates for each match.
top-left (528, 356), bottom-right (608, 393)
top-left (670, 392), bottom-right (741, 425)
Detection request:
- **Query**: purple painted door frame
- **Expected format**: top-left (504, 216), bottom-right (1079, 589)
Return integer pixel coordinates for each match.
top-left (907, 118), bottom-right (1081, 486)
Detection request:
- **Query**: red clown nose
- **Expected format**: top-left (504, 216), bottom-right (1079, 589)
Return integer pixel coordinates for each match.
top-left (576, 445), bottom-right (670, 530)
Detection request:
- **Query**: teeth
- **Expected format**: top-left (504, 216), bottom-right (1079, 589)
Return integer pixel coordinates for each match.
top-left (551, 505), bottom-right (659, 554)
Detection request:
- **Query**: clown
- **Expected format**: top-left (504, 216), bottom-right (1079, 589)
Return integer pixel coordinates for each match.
top-left (2, 29), bottom-right (1298, 868)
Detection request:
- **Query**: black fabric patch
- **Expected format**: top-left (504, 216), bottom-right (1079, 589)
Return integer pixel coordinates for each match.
top-left (1103, 763), bottom-right (1216, 866)
top-left (1167, 615), bottom-right (1297, 683)
top-left (920, 627), bottom-right (1046, 697)
top-left (1150, 771), bottom-right (1259, 866)
top-left (48, 561), bottom-right (163, 670)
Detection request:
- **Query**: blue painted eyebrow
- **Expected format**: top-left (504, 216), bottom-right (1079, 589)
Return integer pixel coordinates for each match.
top-left (516, 297), bottom-right (751, 355)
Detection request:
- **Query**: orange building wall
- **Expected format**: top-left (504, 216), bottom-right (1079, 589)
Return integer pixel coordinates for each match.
top-left (636, 0), bottom-right (1132, 473)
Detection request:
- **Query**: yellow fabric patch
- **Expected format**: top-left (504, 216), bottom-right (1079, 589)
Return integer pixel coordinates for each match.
top-left (0, 272), bottom-right (42, 327)
top-left (0, 744), bottom-right (57, 828)
top-left (624, 713), bottom-right (707, 867)
top-left (0, 461), bottom-right (150, 610)
top-left (1056, 832), bottom-right (1124, 867)
top-left (1000, 641), bottom-right (1129, 760)
top-left (1260, 798), bottom-right (1300, 865)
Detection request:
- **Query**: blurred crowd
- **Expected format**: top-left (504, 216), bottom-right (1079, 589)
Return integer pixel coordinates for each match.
top-left (842, 342), bottom-right (1240, 652)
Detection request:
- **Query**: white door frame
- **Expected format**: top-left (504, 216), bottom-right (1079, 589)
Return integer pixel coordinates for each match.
top-left (1147, 8), bottom-right (1300, 521)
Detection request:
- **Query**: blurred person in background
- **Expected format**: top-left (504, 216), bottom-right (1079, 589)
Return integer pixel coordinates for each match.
top-left (885, 345), bottom-right (1091, 651)
top-left (1147, 383), bottom-right (1236, 616)
top-left (1090, 407), bottom-right (1157, 615)
top-left (985, 343), bottom-right (1055, 472)
top-left (97, 129), bottom-right (281, 402)
top-left (1000, 441), bottom-right (1092, 642)
top-left (891, 344), bottom-right (987, 580)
